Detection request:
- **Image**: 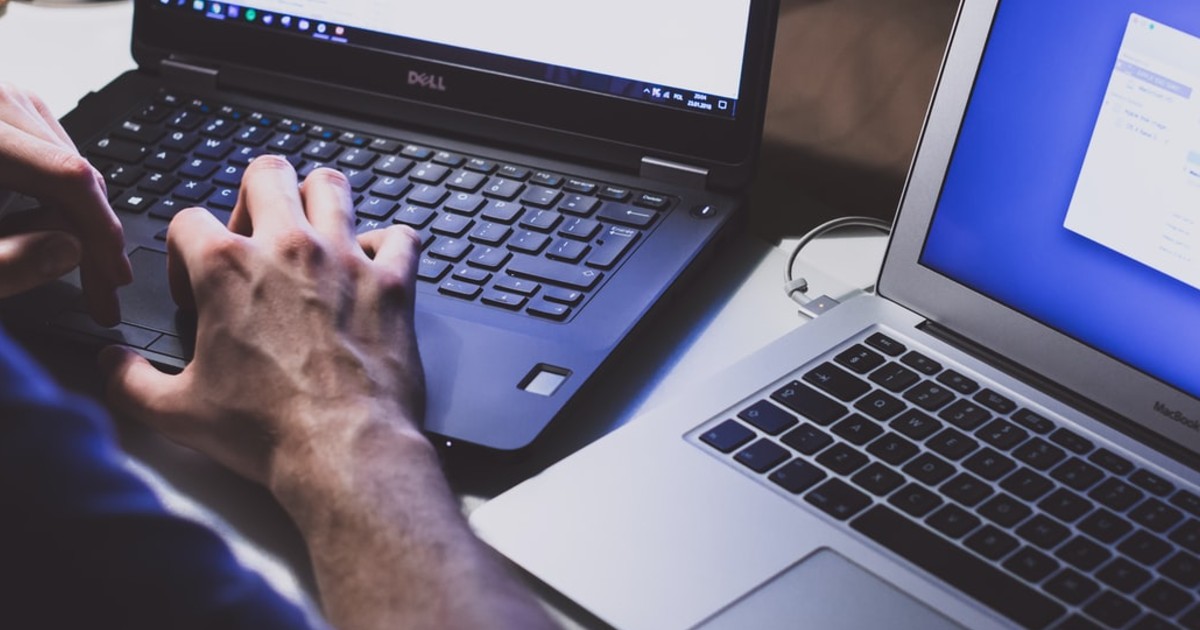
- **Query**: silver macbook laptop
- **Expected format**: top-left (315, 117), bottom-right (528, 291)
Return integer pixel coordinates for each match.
top-left (471, 1), bottom-right (1200, 628)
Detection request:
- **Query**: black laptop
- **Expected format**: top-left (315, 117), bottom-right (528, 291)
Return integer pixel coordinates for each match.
top-left (3, 0), bottom-right (779, 452)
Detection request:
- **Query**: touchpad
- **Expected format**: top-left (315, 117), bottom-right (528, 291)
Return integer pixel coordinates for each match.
top-left (118, 248), bottom-right (179, 334)
top-left (696, 549), bottom-right (962, 630)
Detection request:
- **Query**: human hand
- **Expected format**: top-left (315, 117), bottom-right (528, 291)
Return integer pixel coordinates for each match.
top-left (0, 82), bottom-right (131, 325)
top-left (99, 156), bottom-right (427, 484)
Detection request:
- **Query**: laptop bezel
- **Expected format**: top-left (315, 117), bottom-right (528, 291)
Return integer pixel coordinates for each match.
top-left (129, 0), bottom-right (778, 189)
top-left (878, 0), bottom-right (1200, 463)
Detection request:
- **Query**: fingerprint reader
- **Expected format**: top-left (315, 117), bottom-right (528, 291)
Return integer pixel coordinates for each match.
top-left (521, 366), bottom-right (570, 397)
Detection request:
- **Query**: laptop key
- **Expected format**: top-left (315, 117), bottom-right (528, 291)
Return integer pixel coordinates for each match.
top-left (596, 202), bottom-right (657, 228)
top-left (374, 155), bottom-right (414, 177)
top-left (864, 332), bottom-right (906, 357)
top-left (868, 363), bottom-right (920, 393)
top-left (853, 506), bottom-right (1065, 628)
top-left (1130, 470), bottom-right (1176, 497)
top-left (851, 462), bottom-right (905, 496)
top-left (113, 192), bottom-right (156, 214)
top-left (780, 423), bottom-right (832, 456)
top-left (941, 472), bottom-right (994, 507)
top-left (890, 409), bottom-right (942, 441)
top-left (927, 428), bottom-right (979, 460)
top-left (978, 493), bottom-right (1033, 528)
top-left (507, 256), bottom-right (601, 290)
top-left (939, 399), bottom-right (992, 431)
top-left (1078, 509), bottom-right (1133, 544)
top-left (888, 483), bottom-right (943, 517)
top-left (1136, 579), bottom-right (1192, 617)
top-left (964, 447), bottom-right (1016, 481)
top-left (507, 231), bottom-right (549, 255)
top-left (936, 370), bottom-right (979, 395)
top-left (1001, 468), bottom-right (1054, 501)
top-left (393, 205), bottom-right (436, 229)
top-left (926, 504), bottom-right (981, 539)
top-left (483, 178), bottom-right (525, 201)
top-left (834, 345), bottom-right (886, 374)
top-left (481, 289), bottom-right (528, 311)
top-left (1039, 488), bottom-right (1095, 523)
top-left (1160, 551), bottom-right (1200, 588)
top-left (1050, 428), bottom-right (1094, 455)
top-left (1084, 592), bottom-right (1142, 629)
top-left (815, 444), bottom-right (868, 475)
top-left (1118, 530), bottom-right (1173, 566)
top-left (978, 418), bottom-right (1029, 451)
top-left (417, 257), bottom-right (451, 282)
top-left (527, 300), bottom-right (571, 322)
top-left (831, 414), bottom-right (883, 445)
top-left (1129, 498), bottom-right (1183, 533)
top-left (900, 351), bottom-right (941, 375)
top-left (1089, 478), bottom-right (1144, 512)
top-left (1016, 514), bottom-right (1070, 549)
top-left (866, 432), bottom-right (918, 466)
top-left (1003, 546), bottom-right (1060, 583)
top-left (803, 363), bottom-right (870, 402)
top-left (1013, 438), bottom-right (1066, 471)
top-left (769, 460), bottom-right (827, 495)
top-left (903, 453), bottom-right (955, 486)
top-left (1173, 491), bottom-right (1200, 517)
top-left (438, 279), bottom-right (481, 300)
top-left (974, 389), bottom-right (1017, 414)
top-left (735, 439), bottom-right (789, 474)
top-left (586, 226), bottom-right (639, 270)
top-left (903, 381), bottom-right (955, 411)
top-left (1051, 457), bottom-right (1105, 491)
top-left (805, 479), bottom-right (871, 521)
top-left (90, 137), bottom-right (148, 163)
top-left (738, 400), bottom-right (797, 436)
top-left (1012, 408), bottom-right (1056, 434)
top-left (853, 390), bottom-right (905, 422)
top-left (1055, 535), bottom-right (1112, 571)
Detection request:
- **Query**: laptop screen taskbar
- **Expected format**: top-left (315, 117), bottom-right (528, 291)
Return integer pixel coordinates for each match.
top-left (154, 0), bottom-right (742, 121)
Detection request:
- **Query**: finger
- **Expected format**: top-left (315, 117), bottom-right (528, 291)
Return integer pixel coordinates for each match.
top-left (167, 207), bottom-right (240, 311)
top-left (358, 224), bottom-right (421, 288)
top-left (227, 155), bottom-right (306, 238)
top-left (0, 84), bottom-right (72, 151)
top-left (26, 89), bottom-right (74, 148)
top-left (98, 345), bottom-right (190, 437)
top-left (0, 230), bottom-right (81, 298)
top-left (299, 168), bottom-right (356, 252)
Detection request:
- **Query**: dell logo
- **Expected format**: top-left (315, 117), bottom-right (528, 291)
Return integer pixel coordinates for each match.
top-left (408, 71), bottom-right (447, 92)
top-left (1153, 401), bottom-right (1200, 432)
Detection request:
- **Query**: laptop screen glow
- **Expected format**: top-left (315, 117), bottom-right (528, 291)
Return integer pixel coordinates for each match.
top-left (159, 1), bottom-right (752, 119)
top-left (922, 0), bottom-right (1200, 399)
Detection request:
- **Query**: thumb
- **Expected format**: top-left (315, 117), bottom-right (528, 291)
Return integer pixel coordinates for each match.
top-left (98, 345), bottom-right (187, 435)
top-left (0, 230), bottom-right (81, 298)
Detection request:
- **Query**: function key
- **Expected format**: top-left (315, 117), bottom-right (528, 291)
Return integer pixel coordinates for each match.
top-left (834, 344), bottom-right (886, 375)
top-left (865, 332), bottom-right (906, 357)
top-left (1088, 448), bottom-right (1134, 476)
top-left (369, 137), bottom-right (402, 153)
top-left (563, 178), bottom-right (598, 195)
top-left (635, 193), bottom-right (669, 210)
top-left (1012, 408), bottom-right (1055, 434)
top-left (696, 417), bottom-right (748, 451)
top-left (434, 151), bottom-right (466, 168)
top-left (187, 97), bottom-right (214, 114)
top-left (465, 157), bottom-right (497, 173)
top-left (974, 389), bottom-right (1017, 415)
top-left (530, 171), bottom-right (563, 187)
top-left (218, 105), bottom-right (247, 121)
top-left (1171, 489), bottom-right (1200, 517)
top-left (401, 145), bottom-right (434, 160)
top-left (248, 112), bottom-right (277, 127)
top-left (339, 132), bottom-right (371, 147)
top-left (276, 118), bottom-right (307, 134)
top-left (597, 185), bottom-right (632, 201)
top-left (936, 370), bottom-right (979, 395)
top-left (307, 124), bottom-right (339, 141)
top-left (1130, 470), bottom-right (1176, 497)
top-left (498, 164), bottom-right (531, 181)
top-left (134, 103), bottom-right (170, 123)
top-left (1049, 427), bottom-right (1094, 455)
top-left (158, 92), bottom-right (183, 107)
top-left (900, 351), bottom-right (941, 375)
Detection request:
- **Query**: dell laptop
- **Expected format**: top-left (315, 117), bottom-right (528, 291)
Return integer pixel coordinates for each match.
top-left (3, 0), bottom-right (779, 452)
top-left (472, 0), bottom-right (1200, 627)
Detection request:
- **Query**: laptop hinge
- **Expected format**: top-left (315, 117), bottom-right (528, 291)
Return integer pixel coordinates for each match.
top-left (639, 157), bottom-right (709, 189)
top-left (160, 58), bottom-right (220, 90)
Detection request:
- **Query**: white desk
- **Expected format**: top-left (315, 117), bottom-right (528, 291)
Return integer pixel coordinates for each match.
top-left (0, 1), bottom-right (888, 623)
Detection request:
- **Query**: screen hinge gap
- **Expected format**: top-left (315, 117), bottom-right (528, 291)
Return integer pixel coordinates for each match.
top-left (161, 58), bottom-right (220, 90)
top-left (640, 157), bottom-right (709, 189)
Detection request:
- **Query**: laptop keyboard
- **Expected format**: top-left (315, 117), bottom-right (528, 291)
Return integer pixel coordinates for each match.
top-left (693, 331), bottom-right (1200, 630)
top-left (87, 91), bottom-right (676, 323)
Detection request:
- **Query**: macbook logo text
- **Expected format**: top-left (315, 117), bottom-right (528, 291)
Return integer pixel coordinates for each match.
top-left (1153, 401), bottom-right (1199, 432)
top-left (408, 71), bottom-right (447, 92)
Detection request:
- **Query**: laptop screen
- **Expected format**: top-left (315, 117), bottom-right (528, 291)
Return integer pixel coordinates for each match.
top-left (155, 1), bottom-right (751, 121)
top-left (921, 0), bottom-right (1200, 401)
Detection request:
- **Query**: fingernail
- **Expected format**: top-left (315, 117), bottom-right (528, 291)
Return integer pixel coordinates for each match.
top-left (37, 234), bottom-right (81, 278)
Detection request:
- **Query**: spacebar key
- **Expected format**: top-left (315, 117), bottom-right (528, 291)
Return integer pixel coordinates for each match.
top-left (508, 256), bottom-right (603, 290)
top-left (851, 505), bottom-right (1065, 629)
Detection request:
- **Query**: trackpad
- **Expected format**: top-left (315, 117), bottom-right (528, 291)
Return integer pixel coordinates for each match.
top-left (118, 248), bottom-right (179, 334)
top-left (696, 549), bottom-right (962, 630)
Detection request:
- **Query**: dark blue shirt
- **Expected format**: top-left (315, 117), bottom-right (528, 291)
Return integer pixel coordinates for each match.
top-left (0, 328), bottom-right (313, 629)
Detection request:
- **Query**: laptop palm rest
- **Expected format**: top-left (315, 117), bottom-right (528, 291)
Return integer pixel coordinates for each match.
top-left (695, 549), bottom-right (961, 630)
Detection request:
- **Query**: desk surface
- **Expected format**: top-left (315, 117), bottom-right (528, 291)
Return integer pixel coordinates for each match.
top-left (0, 1), bottom-right (888, 624)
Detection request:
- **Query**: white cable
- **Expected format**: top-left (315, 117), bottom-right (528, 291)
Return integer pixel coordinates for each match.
top-left (784, 216), bottom-right (891, 315)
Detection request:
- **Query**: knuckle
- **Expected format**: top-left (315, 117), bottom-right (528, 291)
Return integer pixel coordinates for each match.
top-left (274, 227), bottom-right (326, 264)
top-left (52, 152), bottom-right (99, 186)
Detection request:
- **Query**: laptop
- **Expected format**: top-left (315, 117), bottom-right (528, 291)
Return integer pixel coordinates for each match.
top-left (471, 0), bottom-right (1200, 628)
top-left (0, 0), bottom-right (779, 452)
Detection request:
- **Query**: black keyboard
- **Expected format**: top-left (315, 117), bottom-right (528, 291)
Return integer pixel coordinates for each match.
top-left (88, 92), bottom-right (676, 323)
top-left (695, 331), bottom-right (1200, 630)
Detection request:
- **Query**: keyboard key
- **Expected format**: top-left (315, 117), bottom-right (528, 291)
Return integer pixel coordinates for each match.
top-left (737, 400), bottom-right (797, 435)
top-left (1012, 438), bottom-right (1067, 471)
top-left (806, 479), bottom-right (871, 521)
top-left (899, 351), bottom-right (941, 375)
top-left (508, 255), bottom-right (602, 290)
top-left (467, 246), bottom-right (512, 271)
top-left (520, 185), bottom-right (563, 209)
top-left (852, 463), bottom-right (906, 496)
top-left (770, 382), bottom-right (847, 426)
top-left (866, 433), bottom-right (919, 465)
top-left (903, 381), bottom-right (955, 411)
top-left (974, 389), bottom-right (1017, 414)
top-left (493, 275), bottom-right (540, 296)
top-left (1085, 591), bottom-right (1142, 629)
top-left (401, 145), bottom-right (433, 160)
top-left (468, 222), bottom-right (513, 246)
top-left (834, 344), bottom-right (886, 374)
top-left (1160, 551), bottom-right (1200, 588)
top-left (853, 507), bottom-right (1064, 628)
top-left (1130, 498), bottom-right (1183, 533)
top-left (1039, 488), bottom-right (1095, 523)
top-left (1016, 514), bottom-right (1071, 549)
top-left (902, 453), bottom-right (956, 486)
top-left (936, 370), bottom-right (979, 395)
top-left (483, 178), bottom-right (525, 201)
top-left (964, 523), bottom-right (1021, 561)
top-left (527, 300), bottom-right (571, 321)
top-left (543, 286), bottom-right (583, 305)
top-left (410, 163), bottom-right (450, 185)
top-left (1130, 470), bottom-right (1176, 497)
top-left (888, 483), bottom-right (943, 517)
top-left (559, 217), bottom-right (601, 241)
top-left (864, 333), bottom-right (906, 357)
top-left (170, 180), bottom-right (213, 203)
top-left (1051, 457), bottom-right (1105, 491)
top-left (1001, 468), bottom-right (1055, 501)
top-left (1049, 428), bottom-right (1094, 455)
top-left (562, 179), bottom-right (597, 195)
top-left (1012, 408), bottom-right (1056, 434)
top-left (90, 137), bottom-right (149, 163)
top-left (374, 155), bottom-right (414, 177)
top-left (1044, 569), bottom-right (1099, 606)
top-left (1171, 490), bottom-right (1200, 517)
top-left (508, 230), bottom-right (549, 255)
top-left (417, 257), bottom-right (451, 282)
top-left (1119, 530), bottom-right (1173, 567)
top-left (429, 238), bottom-right (472, 262)
top-left (148, 197), bottom-right (187, 221)
top-left (1136, 579), bottom-right (1193, 617)
top-left (586, 225), bottom-right (640, 269)
top-left (356, 197), bottom-right (398, 221)
top-left (769, 459), bottom-right (827, 494)
top-left (596, 202), bottom-right (657, 228)
top-left (1172, 520), bottom-right (1200, 554)
top-left (868, 363), bottom-right (920, 393)
top-left (978, 493), bottom-right (1033, 528)
top-left (939, 399), bottom-right (992, 431)
top-left (559, 194), bottom-right (600, 216)
top-left (964, 447), bottom-right (1016, 481)
top-left (815, 444), bottom-right (868, 475)
top-left (927, 428), bottom-right (979, 460)
top-left (831, 414), bottom-right (883, 445)
top-left (452, 266), bottom-right (492, 285)
top-left (1003, 546), bottom-right (1060, 583)
top-left (407, 184), bottom-right (448, 207)
top-left (446, 170), bottom-right (487, 193)
top-left (113, 191), bottom-right (156, 214)
top-left (635, 192), bottom-right (669, 209)
top-left (429, 213), bottom-right (474, 238)
top-left (546, 238), bottom-right (590, 263)
top-left (780, 423), bottom-right (833, 456)
top-left (700, 420), bottom-right (756, 454)
top-left (519, 208), bottom-right (563, 232)
top-left (1079, 509), bottom-right (1133, 544)
top-left (438, 279), bottom-right (481, 300)
top-left (481, 289), bottom-right (528, 310)
top-left (977, 418), bottom-right (1029, 451)
top-left (1089, 478), bottom-right (1145, 512)
top-left (393, 205), bottom-right (436, 229)
top-left (597, 185), bottom-right (631, 201)
top-left (926, 504), bottom-right (981, 539)
top-left (890, 409), bottom-right (942, 441)
top-left (1055, 535), bottom-right (1112, 571)
top-left (941, 472), bottom-right (994, 507)
top-left (734, 438), bottom-right (791, 473)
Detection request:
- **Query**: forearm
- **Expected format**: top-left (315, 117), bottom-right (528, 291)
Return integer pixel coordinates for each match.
top-left (270, 418), bottom-right (554, 630)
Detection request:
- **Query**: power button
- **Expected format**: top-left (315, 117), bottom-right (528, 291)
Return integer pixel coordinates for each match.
top-left (691, 204), bottom-right (718, 219)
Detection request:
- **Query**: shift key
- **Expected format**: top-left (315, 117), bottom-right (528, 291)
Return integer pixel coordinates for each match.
top-left (586, 225), bottom-right (640, 269)
top-left (508, 255), bottom-right (603, 290)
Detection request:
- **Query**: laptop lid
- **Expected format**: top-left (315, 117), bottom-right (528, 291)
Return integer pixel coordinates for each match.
top-left (880, 0), bottom-right (1200, 463)
top-left (131, 1), bottom-right (779, 190)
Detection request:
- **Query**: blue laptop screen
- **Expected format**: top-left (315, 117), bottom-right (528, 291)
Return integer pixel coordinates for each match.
top-left (921, 0), bottom-right (1200, 398)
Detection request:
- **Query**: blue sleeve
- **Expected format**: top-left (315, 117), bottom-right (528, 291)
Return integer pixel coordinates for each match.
top-left (0, 328), bottom-right (315, 630)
